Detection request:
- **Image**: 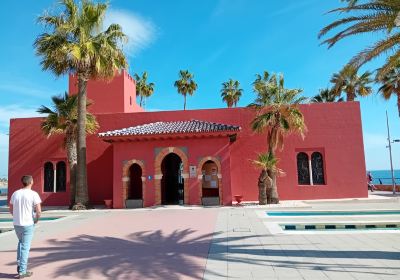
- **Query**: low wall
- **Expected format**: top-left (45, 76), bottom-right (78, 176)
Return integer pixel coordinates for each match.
top-left (374, 185), bottom-right (400, 192)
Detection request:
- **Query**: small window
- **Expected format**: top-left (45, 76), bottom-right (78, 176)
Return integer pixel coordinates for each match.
top-left (311, 152), bottom-right (325, 185)
top-left (297, 153), bottom-right (310, 185)
top-left (56, 161), bottom-right (67, 192)
top-left (44, 162), bottom-right (54, 192)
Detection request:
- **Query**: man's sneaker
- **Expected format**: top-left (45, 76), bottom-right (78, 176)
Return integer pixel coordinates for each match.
top-left (19, 271), bottom-right (33, 279)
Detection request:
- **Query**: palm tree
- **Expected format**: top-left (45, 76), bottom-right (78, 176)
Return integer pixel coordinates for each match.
top-left (251, 152), bottom-right (281, 205)
top-left (249, 71), bottom-right (307, 204)
top-left (319, 0), bottom-right (400, 77)
top-left (221, 79), bottom-right (243, 108)
top-left (312, 88), bottom-right (344, 103)
top-left (330, 65), bottom-right (372, 101)
top-left (37, 93), bottom-right (98, 207)
top-left (34, 0), bottom-right (127, 209)
top-left (134, 71), bottom-right (155, 108)
top-left (377, 64), bottom-right (400, 117)
top-left (174, 70), bottom-right (198, 110)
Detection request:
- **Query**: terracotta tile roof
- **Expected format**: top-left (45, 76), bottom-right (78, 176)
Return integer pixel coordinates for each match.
top-left (98, 120), bottom-right (240, 137)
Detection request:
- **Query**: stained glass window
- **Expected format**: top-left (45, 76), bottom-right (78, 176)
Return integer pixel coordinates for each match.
top-left (44, 162), bottom-right (54, 192)
top-left (311, 152), bottom-right (325, 185)
top-left (56, 161), bottom-right (66, 192)
top-left (297, 152), bottom-right (310, 185)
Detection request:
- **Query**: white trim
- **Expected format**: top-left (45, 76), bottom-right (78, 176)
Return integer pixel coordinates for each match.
top-left (122, 177), bottom-right (129, 182)
top-left (53, 169), bottom-right (57, 193)
top-left (308, 159), bottom-right (314, 186)
top-left (155, 174), bottom-right (163, 180)
top-left (181, 173), bottom-right (189, 179)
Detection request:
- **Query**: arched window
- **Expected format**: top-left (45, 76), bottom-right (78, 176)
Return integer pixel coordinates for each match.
top-left (297, 153), bottom-right (310, 185)
top-left (311, 152), bottom-right (325, 185)
top-left (44, 162), bottom-right (54, 192)
top-left (56, 161), bottom-right (67, 192)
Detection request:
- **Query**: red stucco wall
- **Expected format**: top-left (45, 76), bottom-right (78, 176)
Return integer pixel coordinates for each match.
top-left (7, 101), bottom-right (367, 207)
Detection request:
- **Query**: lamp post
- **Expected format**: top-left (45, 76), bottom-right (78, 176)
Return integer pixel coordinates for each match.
top-left (386, 111), bottom-right (399, 195)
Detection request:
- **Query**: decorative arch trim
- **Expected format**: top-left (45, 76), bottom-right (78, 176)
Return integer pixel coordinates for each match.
top-left (197, 156), bottom-right (223, 205)
top-left (122, 159), bottom-right (146, 208)
top-left (154, 147), bottom-right (189, 205)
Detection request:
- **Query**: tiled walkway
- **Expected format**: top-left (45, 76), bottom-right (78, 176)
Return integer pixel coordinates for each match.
top-left (0, 196), bottom-right (400, 279)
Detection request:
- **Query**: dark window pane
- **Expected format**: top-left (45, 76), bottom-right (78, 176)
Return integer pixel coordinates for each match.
top-left (56, 161), bottom-right (66, 192)
top-left (44, 162), bottom-right (54, 192)
top-left (311, 152), bottom-right (325, 185)
top-left (297, 153), bottom-right (310, 185)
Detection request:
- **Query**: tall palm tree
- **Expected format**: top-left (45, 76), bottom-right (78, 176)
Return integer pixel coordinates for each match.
top-left (221, 79), bottom-right (243, 108)
top-left (330, 65), bottom-right (373, 101)
top-left (249, 71), bottom-right (307, 204)
top-left (312, 88), bottom-right (344, 103)
top-left (37, 93), bottom-right (98, 208)
top-left (377, 64), bottom-right (400, 117)
top-left (174, 70), bottom-right (198, 110)
top-left (134, 71), bottom-right (155, 108)
top-left (34, 0), bottom-right (127, 209)
top-left (319, 0), bottom-right (400, 77)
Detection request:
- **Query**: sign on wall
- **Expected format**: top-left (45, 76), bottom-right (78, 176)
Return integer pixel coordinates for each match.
top-left (189, 166), bottom-right (197, 178)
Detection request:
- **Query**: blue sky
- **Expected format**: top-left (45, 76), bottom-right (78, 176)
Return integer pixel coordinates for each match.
top-left (0, 0), bottom-right (399, 177)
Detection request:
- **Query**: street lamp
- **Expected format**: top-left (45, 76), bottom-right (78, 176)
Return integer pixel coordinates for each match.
top-left (386, 111), bottom-right (399, 195)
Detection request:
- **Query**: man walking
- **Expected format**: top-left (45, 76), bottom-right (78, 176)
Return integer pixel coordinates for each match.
top-left (9, 175), bottom-right (41, 279)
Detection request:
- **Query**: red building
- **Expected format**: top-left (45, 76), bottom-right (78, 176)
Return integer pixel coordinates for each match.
top-left (8, 71), bottom-right (368, 208)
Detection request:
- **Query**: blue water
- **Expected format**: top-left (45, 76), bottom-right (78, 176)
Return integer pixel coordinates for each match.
top-left (369, 170), bottom-right (400, 185)
top-left (267, 210), bottom-right (400, 216)
top-left (0, 217), bottom-right (63, 223)
top-left (0, 187), bottom-right (7, 195)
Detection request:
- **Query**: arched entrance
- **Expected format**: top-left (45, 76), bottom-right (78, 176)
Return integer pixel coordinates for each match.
top-left (201, 160), bottom-right (220, 205)
top-left (122, 159), bottom-right (146, 208)
top-left (128, 163), bottom-right (143, 200)
top-left (161, 153), bottom-right (184, 205)
top-left (198, 156), bottom-right (223, 205)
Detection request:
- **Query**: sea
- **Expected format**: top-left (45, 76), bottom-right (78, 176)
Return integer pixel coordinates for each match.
top-left (369, 170), bottom-right (400, 185)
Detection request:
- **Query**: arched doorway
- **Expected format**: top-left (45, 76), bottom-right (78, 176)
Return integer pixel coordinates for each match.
top-left (129, 163), bottom-right (143, 200)
top-left (161, 153), bottom-right (184, 205)
top-left (201, 160), bottom-right (220, 205)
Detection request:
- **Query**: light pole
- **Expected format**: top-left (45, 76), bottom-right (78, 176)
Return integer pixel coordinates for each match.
top-left (386, 111), bottom-right (399, 195)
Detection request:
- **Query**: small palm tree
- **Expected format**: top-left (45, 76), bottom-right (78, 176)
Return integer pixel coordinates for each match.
top-left (34, 0), bottom-right (127, 209)
top-left (174, 70), bottom-right (198, 110)
top-left (221, 79), bottom-right (243, 108)
top-left (319, 0), bottom-right (400, 77)
top-left (37, 93), bottom-right (98, 207)
top-left (330, 65), bottom-right (372, 102)
top-left (251, 152), bottom-right (282, 205)
top-left (134, 71), bottom-right (155, 108)
top-left (249, 71), bottom-right (307, 204)
top-left (312, 88), bottom-right (344, 103)
top-left (377, 64), bottom-right (400, 117)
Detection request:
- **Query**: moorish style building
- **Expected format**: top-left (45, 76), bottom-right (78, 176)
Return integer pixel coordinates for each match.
top-left (7, 71), bottom-right (367, 208)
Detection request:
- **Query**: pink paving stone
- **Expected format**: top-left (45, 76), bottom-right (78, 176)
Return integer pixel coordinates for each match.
top-left (0, 208), bottom-right (219, 280)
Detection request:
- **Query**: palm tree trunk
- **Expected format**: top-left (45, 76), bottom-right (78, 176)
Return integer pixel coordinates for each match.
top-left (258, 169), bottom-right (268, 205)
top-left (184, 94), bottom-right (187, 110)
top-left (140, 95), bottom-right (143, 107)
top-left (65, 135), bottom-right (77, 208)
top-left (75, 76), bottom-right (89, 209)
top-left (268, 169), bottom-right (279, 204)
top-left (347, 90), bottom-right (355, 102)
top-left (397, 93), bottom-right (400, 118)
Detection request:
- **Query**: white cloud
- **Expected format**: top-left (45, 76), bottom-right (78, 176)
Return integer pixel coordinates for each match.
top-left (0, 83), bottom-right (57, 99)
top-left (0, 105), bottom-right (41, 130)
top-left (104, 9), bottom-right (157, 56)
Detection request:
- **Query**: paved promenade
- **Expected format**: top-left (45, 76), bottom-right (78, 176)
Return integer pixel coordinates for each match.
top-left (0, 194), bottom-right (399, 279)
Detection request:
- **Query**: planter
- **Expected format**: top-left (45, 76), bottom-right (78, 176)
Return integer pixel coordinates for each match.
top-left (104, 199), bottom-right (113, 209)
top-left (125, 199), bottom-right (143, 208)
top-left (234, 195), bottom-right (243, 204)
top-left (202, 197), bottom-right (220, 206)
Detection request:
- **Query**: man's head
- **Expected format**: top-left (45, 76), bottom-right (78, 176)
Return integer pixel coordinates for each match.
top-left (21, 175), bottom-right (33, 188)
